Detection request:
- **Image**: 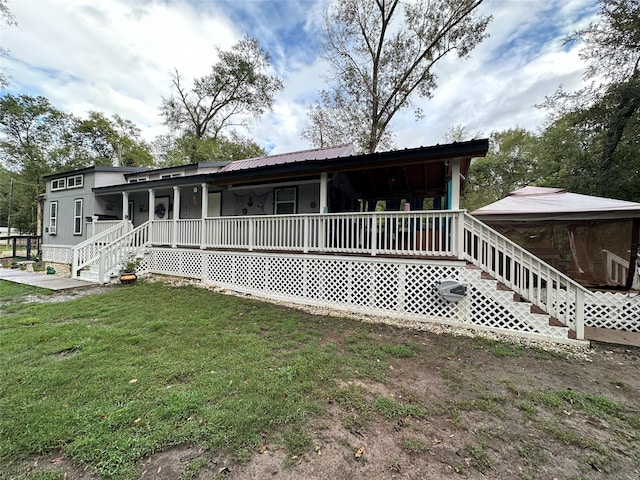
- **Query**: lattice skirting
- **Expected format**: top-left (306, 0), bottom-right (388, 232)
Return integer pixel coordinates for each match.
top-left (585, 291), bottom-right (640, 333)
top-left (144, 248), bottom-right (573, 342)
top-left (42, 244), bottom-right (73, 264)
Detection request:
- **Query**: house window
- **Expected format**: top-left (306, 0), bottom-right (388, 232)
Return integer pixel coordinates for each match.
top-left (49, 201), bottom-right (58, 235)
top-left (74, 199), bottom-right (83, 235)
top-left (129, 176), bottom-right (148, 183)
top-left (160, 172), bottom-right (183, 179)
top-left (51, 178), bottom-right (65, 191)
top-left (275, 187), bottom-right (296, 214)
top-left (67, 174), bottom-right (84, 189)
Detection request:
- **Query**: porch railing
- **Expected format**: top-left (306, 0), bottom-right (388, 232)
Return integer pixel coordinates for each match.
top-left (463, 212), bottom-right (588, 339)
top-left (85, 219), bottom-right (122, 237)
top-left (162, 211), bottom-right (460, 257)
top-left (71, 220), bottom-right (131, 277)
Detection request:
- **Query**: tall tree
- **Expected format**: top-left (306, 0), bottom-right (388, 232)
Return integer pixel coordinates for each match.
top-left (0, 94), bottom-right (76, 232)
top-left (542, 0), bottom-right (640, 198)
top-left (303, 0), bottom-right (490, 153)
top-left (75, 111), bottom-right (153, 167)
top-left (160, 36), bottom-right (282, 163)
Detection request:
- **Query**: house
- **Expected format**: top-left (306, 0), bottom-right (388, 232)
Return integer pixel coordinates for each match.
top-left (41, 140), bottom-right (605, 345)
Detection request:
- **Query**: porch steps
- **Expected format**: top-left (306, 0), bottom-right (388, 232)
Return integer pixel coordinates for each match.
top-left (78, 264), bottom-right (118, 284)
top-left (465, 264), bottom-right (571, 340)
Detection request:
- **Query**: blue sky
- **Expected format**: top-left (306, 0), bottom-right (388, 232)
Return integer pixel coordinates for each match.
top-left (1, 0), bottom-right (598, 155)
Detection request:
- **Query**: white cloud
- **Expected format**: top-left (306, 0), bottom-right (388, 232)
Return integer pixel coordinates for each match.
top-left (2, 0), bottom-right (601, 156)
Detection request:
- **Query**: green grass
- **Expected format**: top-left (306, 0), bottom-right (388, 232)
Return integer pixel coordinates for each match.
top-left (0, 283), bottom-right (348, 479)
top-left (0, 279), bottom-right (50, 301)
top-left (0, 282), bottom-right (435, 478)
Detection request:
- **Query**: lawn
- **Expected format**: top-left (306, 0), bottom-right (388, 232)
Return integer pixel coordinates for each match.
top-left (1, 280), bottom-right (639, 480)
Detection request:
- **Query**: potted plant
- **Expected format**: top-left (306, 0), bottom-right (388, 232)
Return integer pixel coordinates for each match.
top-left (119, 253), bottom-right (141, 284)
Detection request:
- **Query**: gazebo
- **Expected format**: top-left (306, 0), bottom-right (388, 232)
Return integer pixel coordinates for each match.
top-left (472, 186), bottom-right (640, 290)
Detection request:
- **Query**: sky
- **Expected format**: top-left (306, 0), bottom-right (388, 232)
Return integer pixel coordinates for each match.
top-left (0, 0), bottom-right (600, 156)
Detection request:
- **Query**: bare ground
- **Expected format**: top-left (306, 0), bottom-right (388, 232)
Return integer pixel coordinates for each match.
top-left (8, 285), bottom-right (640, 480)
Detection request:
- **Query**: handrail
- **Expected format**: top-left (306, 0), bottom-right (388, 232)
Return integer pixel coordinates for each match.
top-left (463, 212), bottom-right (589, 339)
top-left (96, 221), bottom-right (151, 284)
top-left (71, 220), bottom-right (131, 277)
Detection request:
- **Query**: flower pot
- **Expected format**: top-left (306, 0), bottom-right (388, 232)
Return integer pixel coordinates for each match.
top-left (119, 272), bottom-right (137, 284)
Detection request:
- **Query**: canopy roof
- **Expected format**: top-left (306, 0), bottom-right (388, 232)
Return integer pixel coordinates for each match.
top-left (472, 186), bottom-right (640, 222)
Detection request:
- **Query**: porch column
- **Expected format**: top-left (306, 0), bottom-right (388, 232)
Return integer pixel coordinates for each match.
top-left (122, 191), bottom-right (129, 220)
top-left (450, 157), bottom-right (461, 211)
top-left (200, 183), bottom-right (208, 249)
top-left (148, 188), bottom-right (155, 223)
top-left (172, 186), bottom-right (180, 248)
top-left (320, 172), bottom-right (328, 213)
top-left (91, 215), bottom-right (99, 237)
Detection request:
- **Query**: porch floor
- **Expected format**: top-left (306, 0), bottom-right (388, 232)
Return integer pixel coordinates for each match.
top-left (0, 268), bottom-right (97, 291)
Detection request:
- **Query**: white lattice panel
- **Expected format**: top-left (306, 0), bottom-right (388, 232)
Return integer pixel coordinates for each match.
top-left (585, 291), bottom-right (640, 332)
top-left (145, 249), bottom-right (573, 342)
top-left (42, 245), bottom-right (73, 264)
top-left (462, 269), bottom-right (569, 339)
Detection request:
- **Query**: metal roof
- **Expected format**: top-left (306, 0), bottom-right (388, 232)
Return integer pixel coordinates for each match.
top-left (221, 144), bottom-right (355, 173)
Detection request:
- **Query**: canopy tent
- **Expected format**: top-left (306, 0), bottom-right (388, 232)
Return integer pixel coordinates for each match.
top-left (472, 187), bottom-right (640, 290)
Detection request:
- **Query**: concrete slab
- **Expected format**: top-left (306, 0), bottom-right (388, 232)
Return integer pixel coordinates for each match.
top-left (0, 268), bottom-right (97, 291)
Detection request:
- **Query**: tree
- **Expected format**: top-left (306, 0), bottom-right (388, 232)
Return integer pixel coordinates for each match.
top-left (0, 0), bottom-right (17, 89)
top-left (75, 111), bottom-right (153, 167)
top-left (0, 94), bottom-right (77, 232)
top-left (160, 36), bottom-right (282, 163)
top-left (303, 0), bottom-right (490, 153)
top-left (462, 128), bottom-right (538, 211)
top-left (541, 0), bottom-right (640, 198)
top-left (153, 132), bottom-right (266, 167)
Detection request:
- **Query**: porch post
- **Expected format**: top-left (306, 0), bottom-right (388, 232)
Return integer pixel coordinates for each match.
top-left (172, 186), bottom-right (180, 248)
top-left (91, 215), bottom-right (99, 237)
top-left (320, 172), bottom-right (328, 213)
top-left (200, 183), bottom-right (208, 249)
top-left (450, 158), bottom-right (461, 211)
top-left (122, 192), bottom-right (129, 220)
top-left (148, 189), bottom-right (155, 222)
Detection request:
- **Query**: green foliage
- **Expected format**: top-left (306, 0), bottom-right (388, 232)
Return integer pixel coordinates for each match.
top-left (462, 128), bottom-right (538, 211)
top-left (75, 111), bottom-right (153, 167)
top-left (154, 131), bottom-right (266, 167)
top-left (160, 36), bottom-right (282, 163)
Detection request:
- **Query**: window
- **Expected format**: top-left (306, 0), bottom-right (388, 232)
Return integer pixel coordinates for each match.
top-left (74, 199), bottom-right (83, 235)
top-left (275, 187), bottom-right (296, 214)
top-left (49, 201), bottom-right (58, 235)
top-left (66, 174), bottom-right (84, 189)
top-left (129, 176), bottom-right (148, 183)
top-left (51, 178), bottom-right (65, 191)
top-left (160, 172), bottom-right (183, 179)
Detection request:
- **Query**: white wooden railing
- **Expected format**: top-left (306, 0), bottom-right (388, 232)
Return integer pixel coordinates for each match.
top-left (463, 213), bottom-right (588, 339)
top-left (96, 221), bottom-right (151, 283)
top-left (166, 211), bottom-right (460, 257)
top-left (71, 220), bottom-right (131, 277)
top-left (84, 219), bottom-right (122, 238)
top-left (602, 249), bottom-right (640, 289)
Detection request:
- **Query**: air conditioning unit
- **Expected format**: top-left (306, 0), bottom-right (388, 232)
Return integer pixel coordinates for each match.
top-left (49, 225), bottom-right (57, 235)
top-left (437, 278), bottom-right (467, 302)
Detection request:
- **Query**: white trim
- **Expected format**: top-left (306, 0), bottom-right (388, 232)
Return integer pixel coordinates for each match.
top-left (67, 174), bottom-right (84, 189)
top-left (51, 178), bottom-right (65, 191)
top-left (73, 198), bottom-right (83, 235)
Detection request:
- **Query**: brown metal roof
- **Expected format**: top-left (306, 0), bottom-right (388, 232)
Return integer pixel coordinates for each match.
top-left (221, 144), bottom-right (355, 173)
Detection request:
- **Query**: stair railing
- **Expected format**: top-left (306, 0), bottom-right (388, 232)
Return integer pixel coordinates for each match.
top-left (71, 220), bottom-right (132, 277)
top-left (462, 212), bottom-right (590, 339)
top-left (96, 221), bottom-right (152, 284)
